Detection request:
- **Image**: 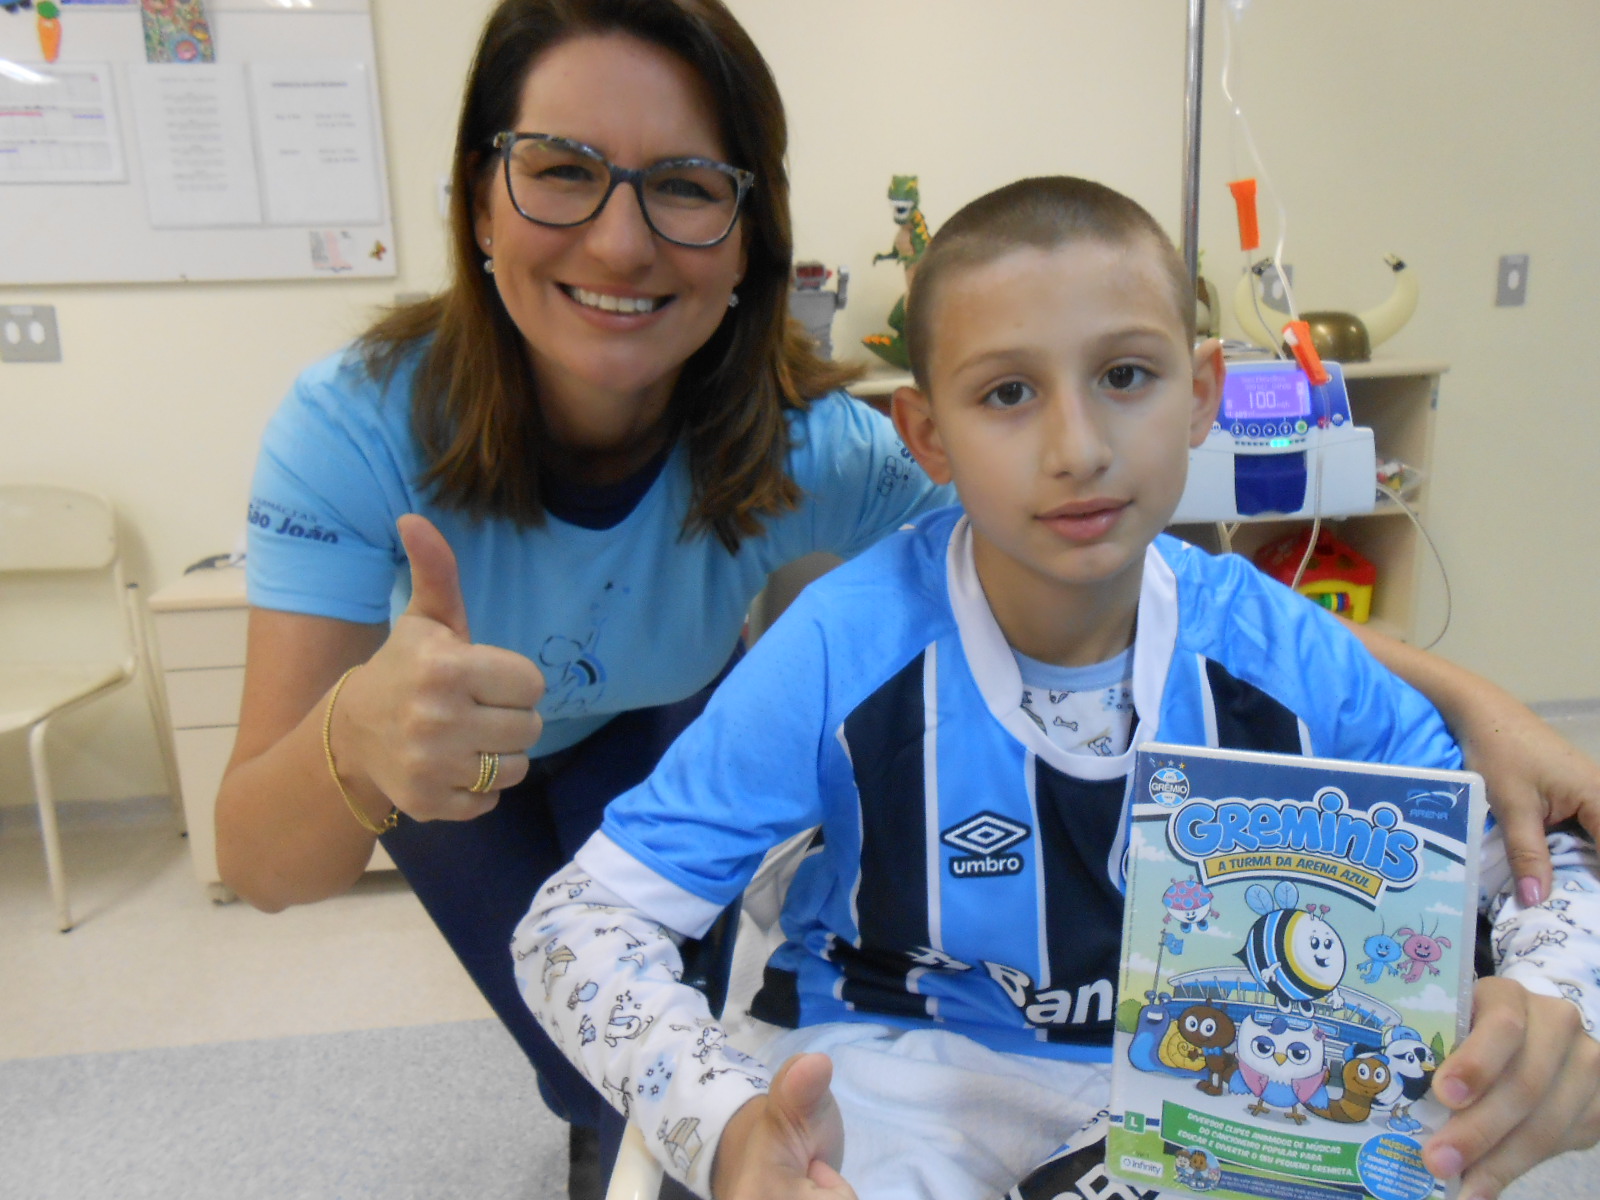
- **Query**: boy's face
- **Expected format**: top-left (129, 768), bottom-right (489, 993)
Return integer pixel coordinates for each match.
top-left (894, 239), bottom-right (1222, 635)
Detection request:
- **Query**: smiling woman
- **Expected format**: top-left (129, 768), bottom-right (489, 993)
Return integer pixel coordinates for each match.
top-left (212, 3), bottom-right (954, 1197)
top-left (470, 32), bottom-right (752, 464)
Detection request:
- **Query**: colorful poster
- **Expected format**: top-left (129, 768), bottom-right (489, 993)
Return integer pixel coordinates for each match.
top-left (140, 0), bottom-right (212, 63)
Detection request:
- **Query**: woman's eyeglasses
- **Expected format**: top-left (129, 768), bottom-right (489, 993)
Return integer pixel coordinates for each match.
top-left (493, 132), bottom-right (753, 249)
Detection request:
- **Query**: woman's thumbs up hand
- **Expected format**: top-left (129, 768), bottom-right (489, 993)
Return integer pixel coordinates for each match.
top-left (330, 514), bottom-right (546, 822)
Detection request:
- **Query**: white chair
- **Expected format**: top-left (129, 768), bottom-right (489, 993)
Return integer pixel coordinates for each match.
top-left (0, 485), bottom-right (180, 931)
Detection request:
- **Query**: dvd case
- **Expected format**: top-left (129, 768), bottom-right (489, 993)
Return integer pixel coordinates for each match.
top-left (1107, 742), bottom-right (1485, 1200)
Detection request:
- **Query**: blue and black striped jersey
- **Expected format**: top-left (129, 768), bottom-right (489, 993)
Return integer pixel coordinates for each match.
top-left (585, 506), bottom-right (1459, 1063)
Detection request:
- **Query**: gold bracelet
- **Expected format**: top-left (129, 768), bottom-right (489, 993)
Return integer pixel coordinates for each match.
top-left (322, 665), bottom-right (399, 836)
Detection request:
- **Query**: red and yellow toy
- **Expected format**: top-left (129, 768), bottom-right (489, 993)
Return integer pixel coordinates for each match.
top-left (1253, 527), bottom-right (1376, 623)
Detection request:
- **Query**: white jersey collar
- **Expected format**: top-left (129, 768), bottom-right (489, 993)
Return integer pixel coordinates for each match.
top-left (944, 516), bottom-right (1177, 781)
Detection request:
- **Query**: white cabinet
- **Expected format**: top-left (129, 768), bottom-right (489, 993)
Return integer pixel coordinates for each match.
top-left (1170, 359), bottom-right (1446, 642)
top-left (148, 567), bottom-right (393, 900)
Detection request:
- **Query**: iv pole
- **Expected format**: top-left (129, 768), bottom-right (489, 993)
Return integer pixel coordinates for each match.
top-left (1181, 0), bottom-right (1206, 289)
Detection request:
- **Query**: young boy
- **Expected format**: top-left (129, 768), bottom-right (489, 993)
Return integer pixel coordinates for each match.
top-left (514, 177), bottom-right (1600, 1200)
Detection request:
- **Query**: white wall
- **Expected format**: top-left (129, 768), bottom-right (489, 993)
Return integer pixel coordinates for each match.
top-left (2, 0), bottom-right (1595, 806)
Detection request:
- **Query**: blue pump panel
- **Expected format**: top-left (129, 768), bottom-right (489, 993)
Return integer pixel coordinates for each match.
top-left (1173, 359), bottom-right (1374, 523)
top-left (1235, 450), bottom-right (1307, 516)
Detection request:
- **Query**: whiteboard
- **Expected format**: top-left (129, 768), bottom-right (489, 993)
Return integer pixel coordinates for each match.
top-left (0, 0), bottom-right (396, 284)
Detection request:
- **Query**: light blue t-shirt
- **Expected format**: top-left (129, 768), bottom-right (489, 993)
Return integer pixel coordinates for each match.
top-left (247, 345), bottom-right (952, 756)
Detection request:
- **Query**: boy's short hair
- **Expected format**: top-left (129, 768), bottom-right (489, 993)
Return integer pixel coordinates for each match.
top-left (904, 176), bottom-right (1195, 389)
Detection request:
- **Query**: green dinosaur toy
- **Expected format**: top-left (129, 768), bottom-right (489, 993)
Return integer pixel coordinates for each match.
top-left (862, 175), bottom-right (931, 372)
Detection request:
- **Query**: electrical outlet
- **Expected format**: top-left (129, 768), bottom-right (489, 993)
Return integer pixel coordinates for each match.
top-left (1260, 263), bottom-right (1294, 313)
top-left (1, 304), bottom-right (61, 363)
top-left (1496, 255), bottom-right (1528, 307)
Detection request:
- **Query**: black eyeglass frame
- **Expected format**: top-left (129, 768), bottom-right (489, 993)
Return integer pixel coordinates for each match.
top-left (492, 132), bottom-right (754, 249)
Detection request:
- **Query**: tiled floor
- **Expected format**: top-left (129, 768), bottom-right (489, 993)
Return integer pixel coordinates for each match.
top-left (0, 808), bottom-right (490, 1062)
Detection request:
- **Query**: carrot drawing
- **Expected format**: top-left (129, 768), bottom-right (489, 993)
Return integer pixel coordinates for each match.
top-left (37, 2), bottom-right (61, 63)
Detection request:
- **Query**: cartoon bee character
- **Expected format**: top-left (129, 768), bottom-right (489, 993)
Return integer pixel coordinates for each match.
top-left (1236, 881), bottom-right (1347, 1015)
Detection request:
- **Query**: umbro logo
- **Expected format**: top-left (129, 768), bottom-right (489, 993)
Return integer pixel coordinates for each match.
top-left (940, 812), bottom-right (1030, 877)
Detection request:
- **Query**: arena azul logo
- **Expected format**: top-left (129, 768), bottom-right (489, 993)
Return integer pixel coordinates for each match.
top-left (1167, 785), bottom-right (1422, 893)
top-left (941, 812), bottom-right (1030, 879)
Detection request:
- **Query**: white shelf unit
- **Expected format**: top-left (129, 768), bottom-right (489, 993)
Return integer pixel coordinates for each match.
top-left (148, 566), bottom-right (394, 901)
top-left (1170, 359), bottom-right (1447, 642)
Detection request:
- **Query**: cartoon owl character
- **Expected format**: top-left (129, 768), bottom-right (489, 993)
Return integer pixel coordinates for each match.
top-left (1368, 1025), bottom-right (1436, 1133)
top-left (1178, 1004), bottom-right (1238, 1096)
top-left (1307, 1052), bottom-right (1391, 1123)
top-left (1236, 881), bottom-right (1347, 1014)
top-left (1228, 1011), bottom-right (1330, 1123)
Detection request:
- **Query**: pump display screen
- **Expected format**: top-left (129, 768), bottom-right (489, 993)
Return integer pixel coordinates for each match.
top-left (1221, 365), bottom-right (1311, 422)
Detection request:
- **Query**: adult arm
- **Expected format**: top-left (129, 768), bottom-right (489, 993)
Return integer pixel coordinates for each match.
top-left (1422, 829), bottom-right (1600, 1198)
top-left (216, 515), bottom-right (544, 910)
top-left (1351, 621), bottom-right (1600, 904)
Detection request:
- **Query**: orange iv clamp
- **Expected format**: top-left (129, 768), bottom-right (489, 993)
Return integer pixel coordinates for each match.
top-left (1254, 528), bottom-right (1376, 623)
top-left (1227, 178), bottom-right (1260, 253)
top-left (1281, 319), bottom-right (1331, 387)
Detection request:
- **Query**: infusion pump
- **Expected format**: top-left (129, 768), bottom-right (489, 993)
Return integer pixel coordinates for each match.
top-left (1172, 358), bottom-right (1376, 523)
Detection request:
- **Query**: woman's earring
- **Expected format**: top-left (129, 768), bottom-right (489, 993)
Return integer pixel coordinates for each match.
top-left (483, 257), bottom-right (495, 275)
top-left (727, 290), bottom-right (740, 308)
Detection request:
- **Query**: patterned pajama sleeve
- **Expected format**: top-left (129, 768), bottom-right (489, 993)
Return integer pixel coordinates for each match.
top-left (512, 864), bottom-right (773, 1198)
top-left (1480, 828), bottom-right (1600, 1037)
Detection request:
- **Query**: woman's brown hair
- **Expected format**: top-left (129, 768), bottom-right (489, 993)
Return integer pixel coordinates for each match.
top-left (360, 0), bottom-right (857, 552)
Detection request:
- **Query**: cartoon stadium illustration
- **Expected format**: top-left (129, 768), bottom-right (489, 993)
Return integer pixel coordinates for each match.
top-left (1119, 872), bottom-right (1457, 1129)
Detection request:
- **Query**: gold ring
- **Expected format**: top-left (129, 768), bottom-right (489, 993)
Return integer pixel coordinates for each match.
top-left (469, 751), bottom-right (500, 794)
